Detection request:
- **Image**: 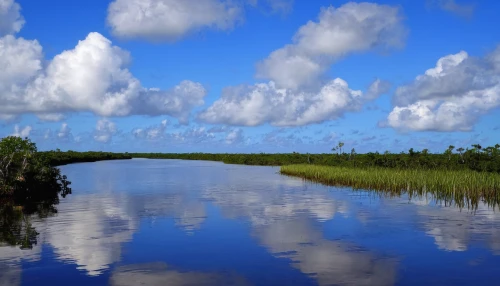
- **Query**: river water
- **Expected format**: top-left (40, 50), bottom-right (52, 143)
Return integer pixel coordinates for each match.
top-left (1, 159), bottom-right (500, 285)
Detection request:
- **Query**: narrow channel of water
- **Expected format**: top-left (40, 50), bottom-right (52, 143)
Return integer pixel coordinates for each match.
top-left (1, 159), bottom-right (499, 285)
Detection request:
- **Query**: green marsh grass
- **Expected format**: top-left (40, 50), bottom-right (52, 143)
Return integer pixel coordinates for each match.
top-left (280, 164), bottom-right (500, 210)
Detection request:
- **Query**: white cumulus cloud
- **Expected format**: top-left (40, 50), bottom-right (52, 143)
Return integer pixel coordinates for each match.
top-left (225, 128), bottom-right (244, 144)
top-left (57, 123), bottom-right (72, 140)
top-left (199, 2), bottom-right (402, 127)
top-left (0, 1), bottom-right (207, 122)
top-left (0, 32), bottom-right (207, 121)
top-left (386, 46), bottom-right (500, 132)
top-left (132, 119), bottom-right (168, 140)
top-left (365, 79), bottom-right (392, 100)
top-left (107, 0), bottom-right (242, 42)
top-left (175, 126), bottom-right (215, 143)
top-left (199, 78), bottom-right (385, 126)
top-left (94, 119), bottom-right (118, 143)
top-left (0, 0), bottom-right (24, 36)
top-left (0, 35), bottom-right (43, 92)
top-left (256, 2), bottom-right (406, 89)
top-left (11, 124), bottom-right (31, 137)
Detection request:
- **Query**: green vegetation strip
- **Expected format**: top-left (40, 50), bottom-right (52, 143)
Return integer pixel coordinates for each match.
top-left (40, 150), bottom-right (132, 166)
top-left (280, 164), bottom-right (500, 209)
top-left (130, 144), bottom-right (500, 173)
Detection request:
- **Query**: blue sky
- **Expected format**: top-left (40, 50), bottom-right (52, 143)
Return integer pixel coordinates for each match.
top-left (1, 0), bottom-right (499, 153)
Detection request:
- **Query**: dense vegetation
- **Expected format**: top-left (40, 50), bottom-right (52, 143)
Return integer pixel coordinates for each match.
top-left (40, 150), bottom-right (132, 166)
top-left (281, 165), bottom-right (500, 209)
top-left (0, 137), bottom-right (72, 249)
top-left (0, 137), bottom-right (71, 200)
top-left (37, 142), bottom-right (500, 173)
top-left (130, 143), bottom-right (500, 173)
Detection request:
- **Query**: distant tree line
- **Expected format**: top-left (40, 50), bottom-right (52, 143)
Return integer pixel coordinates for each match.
top-left (129, 143), bottom-right (500, 173)
top-left (5, 136), bottom-right (500, 175)
top-left (39, 150), bottom-right (132, 166)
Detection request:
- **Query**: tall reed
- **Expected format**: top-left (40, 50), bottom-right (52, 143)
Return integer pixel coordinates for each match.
top-left (280, 164), bottom-right (500, 209)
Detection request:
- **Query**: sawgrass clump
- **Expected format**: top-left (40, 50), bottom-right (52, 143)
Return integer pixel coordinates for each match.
top-left (280, 164), bottom-right (500, 209)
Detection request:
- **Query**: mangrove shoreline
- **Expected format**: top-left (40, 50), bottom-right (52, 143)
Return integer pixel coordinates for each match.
top-left (10, 145), bottom-right (500, 210)
top-left (6, 140), bottom-right (496, 249)
top-left (40, 150), bottom-right (132, 166)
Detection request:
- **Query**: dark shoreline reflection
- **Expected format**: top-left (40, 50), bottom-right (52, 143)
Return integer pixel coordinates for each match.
top-left (1, 159), bottom-right (500, 286)
top-left (0, 181), bottom-right (70, 250)
top-left (0, 182), bottom-right (70, 286)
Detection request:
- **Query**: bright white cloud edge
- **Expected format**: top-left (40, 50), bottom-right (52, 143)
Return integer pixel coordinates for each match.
top-left (199, 78), bottom-right (390, 127)
top-left (107, 0), bottom-right (243, 41)
top-left (0, 1), bottom-right (207, 123)
top-left (199, 2), bottom-right (402, 127)
top-left (386, 46), bottom-right (500, 132)
top-left (256, 2), bottom-right (406, 90)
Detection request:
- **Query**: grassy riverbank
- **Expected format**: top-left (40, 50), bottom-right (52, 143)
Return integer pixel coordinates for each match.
top-left (280, 164), bottom-right (500, 208)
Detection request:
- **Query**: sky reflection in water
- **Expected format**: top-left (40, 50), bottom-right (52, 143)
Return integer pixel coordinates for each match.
top-left (1, 159), bottom-right (500, 286)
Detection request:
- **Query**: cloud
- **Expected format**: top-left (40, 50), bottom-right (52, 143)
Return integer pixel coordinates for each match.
top-left (256, 2), bottom-right (406, 89)
top-left (130, 123), bottom-right (250, 147)
top-left (207, 125), bottom-right (229, 133)
top-left (365, 79), bottom-right (391, 100)
top-left (0, 2), bottom-right (207, 122)
top-left (57, 123), bottom-right (73, 140)
top-left (132, 119), bottom-right (168, 140)
top-left (199, 78), bottom-right (386, 127)
top-left (94, 119), bottom-right (117, 143)
top-left (0, 35), bottom-right (43, 93)
top-left (107, 0), bottom-right (242, 42)
top-left (429, 0), bottom-right (475, 18)
top-left (225, 128), bottom-right (244, 144)
top-left (0, 32), bottom-right (206, 122)
top-left (0, 0), bottom-right (24, 36)
top-left (11, 124), bottom-right (31, 137)
top-left (43, 129), bottom-right (52, 140)
top-left (175, 126), bottom-right (215, 143)
top-left (386, 47), bottom-right (500, 132)
top-left (199, 3), bottom-right (404, 127)
top-left (137, 82), bottom-right (206, 124)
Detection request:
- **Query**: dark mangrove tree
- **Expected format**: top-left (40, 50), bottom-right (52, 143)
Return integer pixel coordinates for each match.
top-left (0, 136), bottom-right (71, 249)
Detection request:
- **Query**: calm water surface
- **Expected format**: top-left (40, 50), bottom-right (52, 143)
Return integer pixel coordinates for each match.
top-left (1, 159), bottom-right (500, 285)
